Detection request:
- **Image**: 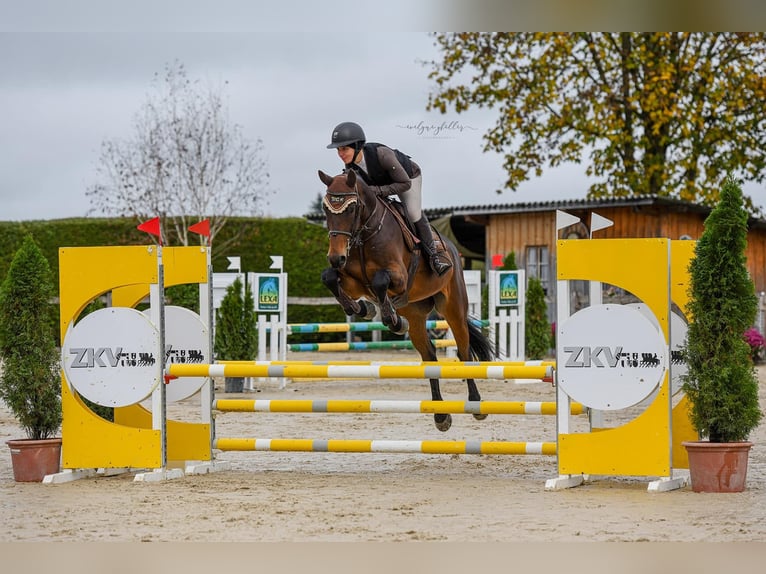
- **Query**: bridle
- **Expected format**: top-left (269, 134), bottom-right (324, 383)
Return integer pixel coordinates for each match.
top-left (321, 173), bottom-right (419, 298)
top-left (322, 181), bottom-right (387, 249)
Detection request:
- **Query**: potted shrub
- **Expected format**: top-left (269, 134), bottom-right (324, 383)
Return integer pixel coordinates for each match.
top-left (214, 275), bottom-right (257, 392)
top-left (0, 235), bottom-right (63, 482)
top-left (681, 176), bottom-right (763, 492)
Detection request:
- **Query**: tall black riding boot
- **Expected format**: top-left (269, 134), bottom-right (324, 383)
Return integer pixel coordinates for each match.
top-left (414, 216), bottom-right (452, 276)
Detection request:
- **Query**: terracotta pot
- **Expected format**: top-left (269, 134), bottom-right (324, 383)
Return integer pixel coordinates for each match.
top-left (6, 438), bottom-right (62, 482)
top-left (682, 441), bottom-right (753, 493)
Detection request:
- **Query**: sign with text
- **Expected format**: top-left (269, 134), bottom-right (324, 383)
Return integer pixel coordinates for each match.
top-left (253, 273), bottom-right (283, 313)
top-left (495, 270), bottom-right (522, 307)
top-left (557, 304), bottom-right (667, 410)
top-left (62, 307), bottom-right (161, 407)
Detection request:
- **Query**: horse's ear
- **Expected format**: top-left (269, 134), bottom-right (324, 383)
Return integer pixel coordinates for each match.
top-left (318, 170), bottom-right (334, 187)
top-left (346, 170), bottom-right (356, 187)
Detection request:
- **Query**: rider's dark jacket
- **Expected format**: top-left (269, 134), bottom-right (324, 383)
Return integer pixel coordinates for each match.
top-left (345, 143), bottom-right (421, 198)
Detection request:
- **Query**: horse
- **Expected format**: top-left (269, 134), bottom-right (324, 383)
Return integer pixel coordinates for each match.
top-left (318, 169), bottom-right (494, 431)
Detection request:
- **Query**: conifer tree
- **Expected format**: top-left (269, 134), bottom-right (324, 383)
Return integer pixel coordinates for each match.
top-left (214, 276), bottom-right (256, 361)
top-left (682, 176), bottom-right (762, 442)
top-left (0, 235), bottom-right (62, 439)
top-left (525, 276), bottom-right (551, 360)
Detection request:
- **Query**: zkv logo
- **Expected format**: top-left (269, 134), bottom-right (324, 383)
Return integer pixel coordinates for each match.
top-left (563, 346), bottom-right (662, 368)
top-left (563, 346), bottom-right (623, 368)
top-left (68, 347), bottom-right (156, 368)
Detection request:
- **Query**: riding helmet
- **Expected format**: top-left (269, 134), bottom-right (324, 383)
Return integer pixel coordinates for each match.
top-left (327, 122), bottom-right (366, 149)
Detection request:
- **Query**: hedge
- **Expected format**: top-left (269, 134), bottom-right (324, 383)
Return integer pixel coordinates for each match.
top-left (0, 216), bottom-right (344, 342)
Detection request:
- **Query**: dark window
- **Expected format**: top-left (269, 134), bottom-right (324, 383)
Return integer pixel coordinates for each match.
top-left (525, 245), bottom-right (550, 292)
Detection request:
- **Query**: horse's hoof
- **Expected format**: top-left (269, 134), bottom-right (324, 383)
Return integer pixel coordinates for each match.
top-left (391, 316), bottom-right (409, 335)
top-left (473, 413), bottom-right (488, 421)
top-left (434, 413), bottom-right (452, 432)
top-left (358, 300), bottom-right (377, 321)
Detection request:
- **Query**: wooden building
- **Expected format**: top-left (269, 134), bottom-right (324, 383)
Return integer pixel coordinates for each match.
top-left (308, 194), bottom-right (766, 320)
top-left (429, 196), bottom-right (766, 320)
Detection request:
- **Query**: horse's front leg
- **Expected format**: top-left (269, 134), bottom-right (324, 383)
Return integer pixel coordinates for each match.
top-left (370, 270), bottom-right (408, 335)
top-left (321, 267), bottom-right (376, 319)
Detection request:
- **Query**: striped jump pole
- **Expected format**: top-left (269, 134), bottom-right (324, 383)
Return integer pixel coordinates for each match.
top-left (275, 318), bottom-right (489, 334)
top-left (213, 438), bottom-right (556, 455)
top-left (220, 359), bottom-right (556, 367)
top-left (289, 339), bottom-right (456, 352)
top-left (214, 399), bottom-right (584, 416)
top-left (167, 363), bottom-right (554, 381)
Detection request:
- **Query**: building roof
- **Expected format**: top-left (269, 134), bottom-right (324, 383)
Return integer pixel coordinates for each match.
top-left (304, 195), bottom-right (766, 255)
top-left (305, 195), bottom-right (708, 223)
top-left (423, 195), bottom-right (714, 219)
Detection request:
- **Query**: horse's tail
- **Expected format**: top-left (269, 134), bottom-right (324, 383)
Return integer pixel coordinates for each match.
top-left (467, 318), bottom-right (494, 362)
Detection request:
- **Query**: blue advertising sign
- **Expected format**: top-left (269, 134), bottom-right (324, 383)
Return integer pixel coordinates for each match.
top-left (498, 271), bottom-right (520, 307)
top-left (257, 275), bottom-right (281, 312)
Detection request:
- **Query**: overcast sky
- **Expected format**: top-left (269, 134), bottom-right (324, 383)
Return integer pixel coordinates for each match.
top-left (4, 2), bottom-right (765, 222)
top-left (0, 3), bottom-right (601, 222)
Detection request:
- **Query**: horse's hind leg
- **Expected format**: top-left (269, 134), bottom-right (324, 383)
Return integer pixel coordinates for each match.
top-left (402, 304), bottom-right (452, 432)
top-left (437, 294), bottom-right (487, 422)
top-left (428, 378), bottom-right (452, 431)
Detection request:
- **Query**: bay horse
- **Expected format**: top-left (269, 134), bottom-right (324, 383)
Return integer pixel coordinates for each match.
top-left (318, 169), bottom-right (494, 431)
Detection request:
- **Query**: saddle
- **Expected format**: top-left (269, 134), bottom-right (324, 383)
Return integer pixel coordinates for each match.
top-left (377, 197), bottom-right (451, 308)
top-left (379, 197), bottom-right (448, 256)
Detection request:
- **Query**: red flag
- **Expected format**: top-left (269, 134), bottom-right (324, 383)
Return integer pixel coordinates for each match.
top-left (137, 217), bottom-right (162, 244)
top-left (188, 219), bottom-right (210, 238)
top-left (491, 254), bottom-right (504, 269)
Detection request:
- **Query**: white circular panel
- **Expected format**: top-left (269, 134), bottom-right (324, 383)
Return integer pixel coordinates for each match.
top-left (627, 303), bottom-right (688, 396)
top-left (142, 306), bottom-right (209, 403)
top-left (668, 310), bottom-right (688, 396)
top-left (62, 307), bottom-right (160, 407)
top-left (558, 304), bottom-right (667, 410)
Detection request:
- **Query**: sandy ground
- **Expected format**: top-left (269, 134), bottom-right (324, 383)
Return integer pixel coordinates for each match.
top-left (1, 350), bottom-right (766, 545)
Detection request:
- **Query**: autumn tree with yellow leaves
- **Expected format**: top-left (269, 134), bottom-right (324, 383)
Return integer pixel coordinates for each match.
top-left (428, 33), bottom-right (766, 209)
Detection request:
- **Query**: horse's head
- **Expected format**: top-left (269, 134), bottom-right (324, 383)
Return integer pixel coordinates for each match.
top-left (318, 169), bottom-right (364, 269)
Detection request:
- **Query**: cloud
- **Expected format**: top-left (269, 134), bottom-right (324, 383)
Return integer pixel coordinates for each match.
top-left (1, 29), bottom-right (525, 221)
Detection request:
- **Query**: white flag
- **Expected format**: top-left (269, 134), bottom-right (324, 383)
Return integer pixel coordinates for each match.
top-left (590, 213), bottom-right (614, 237)
top-left (269, 255), bottom-right (284, 271)
top-left (226, 256), bottom-right (241, 272)
top-left (556, 210), bottom-right (580, 231)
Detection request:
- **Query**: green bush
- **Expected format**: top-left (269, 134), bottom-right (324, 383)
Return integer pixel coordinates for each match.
top-left (525, 276), bottom-right (551, 359)
top-left (214, 276), bottom-right (257, 361)
top-left (0, 235), bottom-right (62, 439)
top-left (166, 283), bottom-right (200, 313)
top-left (681, 177), bottom-right (762, 442)
top-left (500, 251), bottom-right (517, 270)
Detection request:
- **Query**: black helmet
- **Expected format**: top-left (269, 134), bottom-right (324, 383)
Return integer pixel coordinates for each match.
top-left (327, 122), bottom-right (366, 149)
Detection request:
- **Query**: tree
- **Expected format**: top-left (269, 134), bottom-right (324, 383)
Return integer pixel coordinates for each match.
top-left (308, 192), bottom-right (324, 215)
top-left (87, 60), bottom-right (272, 247)
top-left (428, 33), bottom-right (766, 210)
top-left (681, 176), bottom-right (761, 442)
top-left (214, 276), bottom-right (256, 362)
top-left (525, 276), bottom-right (551, 360)
top-left (499, 251), bottom-right (517, 270)
top-left (0, 235), bottom-right (62, 440)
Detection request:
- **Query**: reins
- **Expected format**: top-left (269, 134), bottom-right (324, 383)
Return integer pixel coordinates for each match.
top-left (323, 177), bottom-right (421, 305)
